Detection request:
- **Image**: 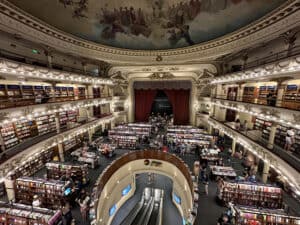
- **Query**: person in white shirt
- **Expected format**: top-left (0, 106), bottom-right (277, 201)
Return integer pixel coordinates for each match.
top-left (32, 195), bottom-right (41, 208)
top-left (285, 129), bottom-right (295, 152)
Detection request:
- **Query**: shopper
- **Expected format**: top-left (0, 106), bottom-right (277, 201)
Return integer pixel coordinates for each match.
top-left (32, 195), bottom-right (42, 208)
top-left (284, 128), bottom-right (295, 152)
top-left (62, 203), bottom-right (73, 225)
top-left (235, 119), bottom-right (241, 130)
top-left (203, 174), bottom-right (209, 196)
top-left (242, 120), bottom-right (248, 131)
top-left (77, 195), bottom-right (89, 222)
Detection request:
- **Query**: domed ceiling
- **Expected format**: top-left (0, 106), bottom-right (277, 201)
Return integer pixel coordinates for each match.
top-left (8, 0), bottom-right (286, 50)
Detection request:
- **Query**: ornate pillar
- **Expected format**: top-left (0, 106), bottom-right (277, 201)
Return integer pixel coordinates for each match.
top-left (82, 62), bottom-right (87, 75)
top-left (55, 112), bottom-right (61, 134)
top-left (262, 160), bottom-right (270, 183)
top-left (237, 82), bottom-right (245, 101)
top-left (231, 139), bottom-right (236, 155)
top-left (58, 143), bottom-right (64, 162)
top-left (271, 77), bottom-right (291, 107)
top-left (44, 50), bottom-right (53, 68)
top-left (267, 122), bottom-right (278, 149)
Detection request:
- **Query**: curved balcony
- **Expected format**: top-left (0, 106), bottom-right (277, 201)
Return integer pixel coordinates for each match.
top-left (212, 94), bottom-right (300, 112)
top-left (0, 114), bottom-right (114, 176)
top-left (208, 117), bottom-right (300, 194)
top-left (0, 94), bottom-right (112, 111)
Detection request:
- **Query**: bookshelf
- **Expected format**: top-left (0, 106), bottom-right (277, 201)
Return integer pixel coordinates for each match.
top-left (220, 182), bottom-right (283, 209)
top-left (233, 205), bottom-right (300, 225)
top-left (254, 118), bottom-right (272, 141)
top-left (15, 177), bottom-right (65, 209)
top-left (282, 84), bottom-right (300, 110)
top-left (0, 123), bottom-right (18, 150)
top-left (242, 86), bottom-right (257, 103)
top-left (67, 110), bottom-right (77, 123)
top-left (21, 85), bottom-right (35, 101)
top-left (46, 162), bottom-right (88, 184)
top-left (59, 111), bottom-right (68, 127)
top-left (7, 85), bottom-right (21, 99)
top-left (67, 87), bottom-right (74, 99)
top-left (13, 148), bottom-right (54, 179)
top-left (36, 115), bottom-right (56, 135)
top-left (63, 137), bottom-right (78, 152)
top-left (78, 87), bottom-right (86, 99)
top-left (257, 85), bottom-right (277, 105)
top-left (0, 202), bottom-right (62, 225)
top-left (15, 119), bottom-right (39, 141)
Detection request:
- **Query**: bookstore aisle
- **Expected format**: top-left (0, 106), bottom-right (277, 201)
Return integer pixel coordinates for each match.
top-left (1, 133), bottom-right (300, 225)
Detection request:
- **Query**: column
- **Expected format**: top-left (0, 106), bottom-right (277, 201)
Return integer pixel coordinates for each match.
top-left (55, 112), bottom-right (61, 134)
top-left (51, 82), bottom-right (56, 102)
top-left (58, 143), bottom-right (64, 162)
top-left (276, 81), bottom-right (285, 107)
top-left (82, 62), bottom-right (87, 75)
top-left (262, 161), bottom-right (270, 183)
top-left (208, 124), bottom-right (213, 135)
top-left (267, 123), bottom-right (277, 149)
top-left (85, 85), bottom-right (89, 99)
top-left (237, 83), bottom-right (245, 101)
top-left (231, 139), bottom-right (236, 155)
top-left (88, 129), bottom-right (93, 143)
top-left (45, 50), bottom-right (53, 68)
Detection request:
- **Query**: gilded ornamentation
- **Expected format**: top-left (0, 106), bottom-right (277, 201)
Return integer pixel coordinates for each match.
top-left (148, 72), bottom-right (174, 80)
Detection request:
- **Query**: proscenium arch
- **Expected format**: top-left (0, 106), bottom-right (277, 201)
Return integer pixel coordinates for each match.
top-left (91, 150), bottom-right (194, 225)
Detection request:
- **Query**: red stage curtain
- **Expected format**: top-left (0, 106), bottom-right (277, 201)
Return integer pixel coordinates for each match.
top-left (164, 89), bottom-right (190, 125)
top-left (135, 89), bottom-right (157, 122)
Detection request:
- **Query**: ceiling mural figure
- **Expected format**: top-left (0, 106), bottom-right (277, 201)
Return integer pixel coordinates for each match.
top-left (8, 0), bottom-right (286, 50)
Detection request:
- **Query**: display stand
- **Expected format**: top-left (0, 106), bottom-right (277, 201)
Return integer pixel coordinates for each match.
top-left (232, 205), bottom-right (300, 225)
top-left (15, 177), bottom-right (66, 209)
top-left (0, 202), bottom-right (62, 225)
top-left (46, 162), bottom-right (88, 184)
top-left (210, 165), bottom-right (237, 178)
top-left (220, 181), bottom-right (283, 209)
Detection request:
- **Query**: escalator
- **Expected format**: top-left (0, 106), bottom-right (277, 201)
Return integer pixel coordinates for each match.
top-left (120, 188), bottom-right (152, 225)
top-left (147, 189), bottom-right (164, 225)
top-left (119, 188), bottom-right (164, 225)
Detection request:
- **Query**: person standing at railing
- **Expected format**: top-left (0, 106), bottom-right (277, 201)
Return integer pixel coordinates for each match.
top-left (284, 128), bottom-right (295, 152)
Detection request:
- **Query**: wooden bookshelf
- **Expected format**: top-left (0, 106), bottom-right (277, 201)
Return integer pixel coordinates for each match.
top-left (254, 118), bottom-right (272, 141)
top-left (242, 86), bottom-right (258, 103)
top-left (0, 202), bottom-right (62, 225)
top-left (46, 162), bottom-right (88, 183)
top-left (233, 205), bottom-right (300, 225)
top-left (275, 125), bottom-right (300, 153)
top-left (0, 123), bottom-right (19, 150)
top-left (282, 84), bottom-right (300, 110)
top-left (257, 85), bottom-right (277, 105)
top-left (220, 182), bottom-right (283, 209)
top-left (15, 177), bottom-right (65, 209)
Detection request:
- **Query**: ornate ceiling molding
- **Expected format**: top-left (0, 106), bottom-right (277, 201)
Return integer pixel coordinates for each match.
top-left (0, 0), bottom-right (299, 64)
top-left (148, 72), bottom-right (175, 80)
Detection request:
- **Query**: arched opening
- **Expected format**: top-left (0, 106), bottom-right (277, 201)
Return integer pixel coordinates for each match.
top-left (111, 173), bottom-right (182, 225)
top-left (150, 90), bottom-right (173, 116)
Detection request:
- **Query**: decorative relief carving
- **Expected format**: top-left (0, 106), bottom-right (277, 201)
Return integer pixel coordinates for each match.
top-left (148, 72), bottom-right (175, 80)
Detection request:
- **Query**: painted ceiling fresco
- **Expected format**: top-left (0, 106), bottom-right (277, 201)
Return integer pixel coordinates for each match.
top-left (8, 0), bottom-right (286, 50)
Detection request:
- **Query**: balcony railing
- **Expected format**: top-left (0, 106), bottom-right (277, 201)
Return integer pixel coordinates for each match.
top-left (0, 114), bottom-right (113, 165)
top-left (212, 117), bottom-right (300, 172)
top-left (0, 94), bottom-right (112, 110)
top-left (211, 94), bottom-right (300, 111)
top-left (243, 46), bottom-right (300, 70)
